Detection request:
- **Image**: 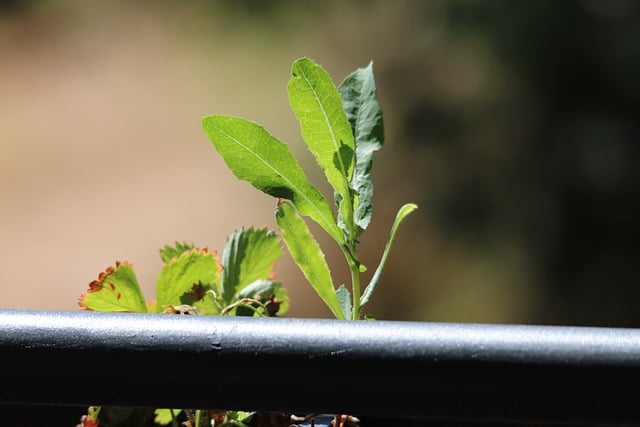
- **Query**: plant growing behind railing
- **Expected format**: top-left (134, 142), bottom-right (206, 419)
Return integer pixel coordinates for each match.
top-left (76, 57), bottom-right (416, 427)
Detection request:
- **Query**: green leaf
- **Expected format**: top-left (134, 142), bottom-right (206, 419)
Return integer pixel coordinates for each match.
top-left (236, 278), bottom-right (280, 299)
top-left (154, 409), bottom-right (182, 426)
top-left (361, 203), bottom-right (418, 307)
top-left (156, 248), bottom-right (221, 311)
top-left (288, 57), bottom-right (355, 235)
top-left (335, 284), bottom-right (352, 320)
top-left (160, 241), bottom-right (195, 264)
top-left (275, 201), bottom-right (344, 319)
top-left (236, 278), bottom-right (289, 317)
top-left (202, 115), bottom-right (343, 244)
top-left (221, 227), bottom-right (282, 304)
top-left (78, 261), bottom-right (147, 313)
top-left (338, 61), bottom-right (384, 235)
top-left (231, 411), bottom-right (255, 424)
top-left (273, 285), bottom-right (289, 316)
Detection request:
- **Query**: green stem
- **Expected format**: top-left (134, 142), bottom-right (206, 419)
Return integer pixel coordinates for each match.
top-left (341, 241), bottom-right (361, 320)
top-left (195, 409), bottom-right (202, 427)
top-left (220, 298), bottom-right (269, 316)
top-left (170, 409), bottom-right (179, 427)
top-left (350, 258), bottom-right (361, 320)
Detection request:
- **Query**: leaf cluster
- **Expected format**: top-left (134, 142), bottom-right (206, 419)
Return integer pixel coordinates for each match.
top-left (78, 227), bottom-right (287, 317)
top-left (203, 57), bottom-right (417, 320)
top-left (77, 228), bottom-right (287, 427)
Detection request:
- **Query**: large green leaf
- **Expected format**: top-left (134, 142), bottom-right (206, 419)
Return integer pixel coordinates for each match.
top-left (221, 227), bottom-right (282, 304)
top-left (202, 115), bottom-right (343, 244)
top-left (78, 261), bottom-right (147, 313)
top-left (275, 201), bottom-right (344, 319)
top-left (338, 61), bottom-right (384, 235)
top-left (288, 57), bottom-right (355, 235)
top-left (156, 248), bottom-right (221, 311)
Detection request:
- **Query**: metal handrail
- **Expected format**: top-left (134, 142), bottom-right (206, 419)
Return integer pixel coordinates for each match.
top-left (1, 309), bottom-right (639, 425)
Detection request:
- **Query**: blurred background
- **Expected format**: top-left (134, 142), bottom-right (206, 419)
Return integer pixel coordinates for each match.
top-left (1, 0), bottom-right (638, 326)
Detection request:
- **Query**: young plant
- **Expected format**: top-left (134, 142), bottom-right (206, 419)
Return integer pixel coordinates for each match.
top-left (76, 57), bottom-right (415, 427)
top-left (202, 57), bottom-right (417, 320)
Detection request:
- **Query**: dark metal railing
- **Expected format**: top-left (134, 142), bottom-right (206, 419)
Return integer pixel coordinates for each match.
top-left (1, 308), bottom-right (639, 425)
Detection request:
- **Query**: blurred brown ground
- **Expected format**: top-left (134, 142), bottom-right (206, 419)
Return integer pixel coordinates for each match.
top-left (0, 1), bottom-right (425, 319)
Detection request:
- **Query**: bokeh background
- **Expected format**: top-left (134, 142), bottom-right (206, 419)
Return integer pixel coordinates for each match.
top-left (1, 0), bottom-right (638, 326)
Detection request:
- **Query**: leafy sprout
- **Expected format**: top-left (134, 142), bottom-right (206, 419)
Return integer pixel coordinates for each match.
top-left (203, 57), bottom-right (417, 320)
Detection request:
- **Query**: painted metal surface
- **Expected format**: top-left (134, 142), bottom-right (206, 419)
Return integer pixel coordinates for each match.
top-left (1, 309), bottom-right (639, 425)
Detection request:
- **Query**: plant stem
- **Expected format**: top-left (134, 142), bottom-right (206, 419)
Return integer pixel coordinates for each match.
top-left (170, 409), bottom-right (179, 427)
top-left (348, 251), bottom-right (361, 320)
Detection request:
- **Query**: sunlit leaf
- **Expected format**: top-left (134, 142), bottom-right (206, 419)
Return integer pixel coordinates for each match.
top-left (338, 61), bottom-right (384, 235)
top-left (275, 200), bottom-right (344, 319)
top-left (154, 409), bottom-right (182, 426)
top-left (156, 248), bottom-right (221, 311)
top-left (361, 203), bottom-right (418, 307)
top-left (202, 115), bottom-right (343, 244)
top-left (221, 227), bottom-right (282, 304)
top-left (78, 261), bottom-right (147, 313)
top-left (288, 57), bottom-right (355, 235)
top-left (273, 285), bottom-right (289, 316)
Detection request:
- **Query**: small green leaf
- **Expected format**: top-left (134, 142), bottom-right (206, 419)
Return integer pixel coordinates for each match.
top-left (224, 411), bottom-right (254, 426)
top-left (234, 411), bottom-right (255, 424)
top-left (221, 227), bottom-right (282, 304)
top-left (78, 261), bottom-right (147, 313)
top-left (361, 203), bottom-right (418, 307)
top-left (288, 57), bottom-right (356, 235)
top-left (338, 61), bottom-right (384, 235)
top-left (202, 115), bottom-right (343, 244)
top-left (160, 242), bottom-right (195, 263)
top-left (156, 248), bottom-right (221, 311)
top-left (275, 201), bottom-right (344, 319)
top-left (335, 284), bottom-right (352, 321)
top-left (236, 278), bottom-right (280, 299)
top-left (154, 409), bottom-right (182, 426)
top-left (273, 285), bottom-right (289, 316)
top-left (236, 278), bottom-right (289, 317)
